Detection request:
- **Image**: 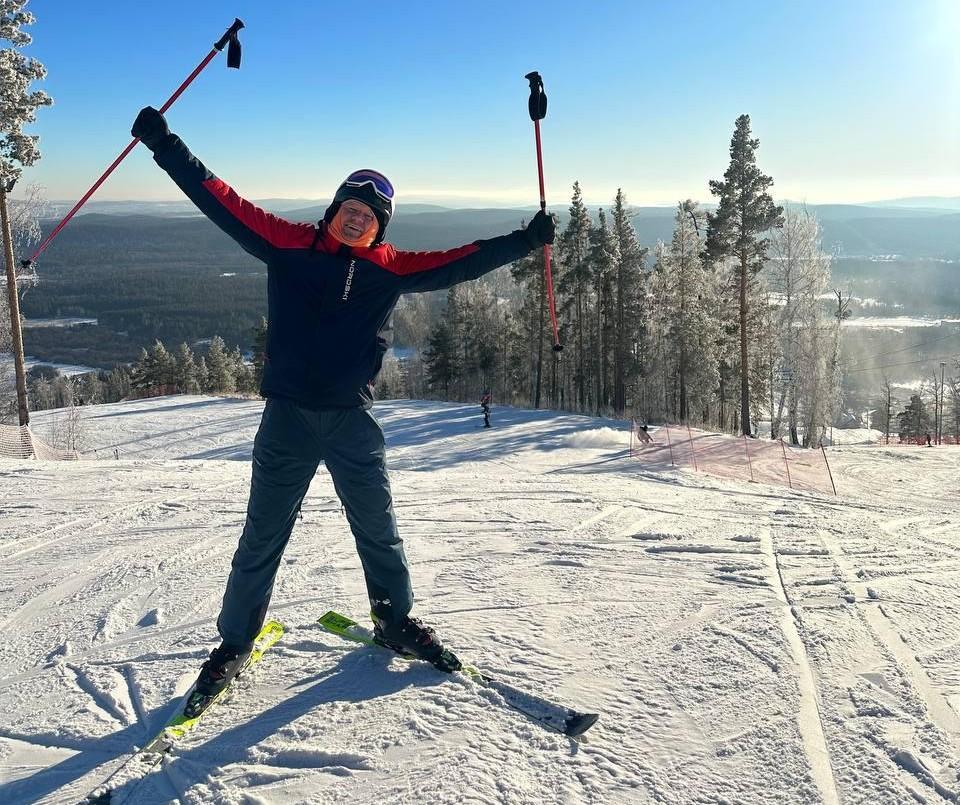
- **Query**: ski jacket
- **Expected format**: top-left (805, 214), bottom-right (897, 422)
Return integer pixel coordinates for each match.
top-left (151, 135), bottom-right (535, 409)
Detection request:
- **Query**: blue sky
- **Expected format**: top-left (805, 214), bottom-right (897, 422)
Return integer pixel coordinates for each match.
top-left (12, 0), bottom-right (960, 206)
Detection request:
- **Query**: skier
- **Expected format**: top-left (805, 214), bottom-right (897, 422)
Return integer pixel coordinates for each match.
top-left (131, 107), bottom-right (555, 702)
top-left (480, 390), bottom-right (492, 428)
top-left (635, 421), bottom-right (653, 445)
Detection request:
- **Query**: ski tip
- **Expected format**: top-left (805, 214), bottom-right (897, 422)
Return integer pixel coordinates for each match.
top-left (564, 712), bottom-right (599, 737)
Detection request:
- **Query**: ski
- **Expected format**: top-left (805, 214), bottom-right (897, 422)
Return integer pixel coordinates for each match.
top-left (83, 619), bottom-right (285, 804)
top-left (317, 610), bottom-right (598, 738)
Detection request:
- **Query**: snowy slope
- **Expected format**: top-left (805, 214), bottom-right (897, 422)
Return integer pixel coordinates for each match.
top-left (1, 396), bottom-right (959, 804)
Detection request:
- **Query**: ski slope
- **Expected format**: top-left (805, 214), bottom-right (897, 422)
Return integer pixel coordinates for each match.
top-left (1, 396), bottom-right (959, 804)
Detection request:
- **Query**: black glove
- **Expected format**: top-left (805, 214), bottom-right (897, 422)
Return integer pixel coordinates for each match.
top-left (524, 209), bottom-right (555, 248)
top-left (131, 106), bottom-right (171, 152)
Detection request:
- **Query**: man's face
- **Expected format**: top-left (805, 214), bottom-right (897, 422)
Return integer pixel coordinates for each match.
top-left (339, 199), bottom-right (377, 240)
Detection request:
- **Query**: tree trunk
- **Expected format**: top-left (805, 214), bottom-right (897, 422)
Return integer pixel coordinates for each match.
top-left (738, 255), bottom-right (751, 436)
top-left (1, 186), bottom-right (29, 426)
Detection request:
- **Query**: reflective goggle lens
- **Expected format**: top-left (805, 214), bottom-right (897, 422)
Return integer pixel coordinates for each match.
top-left (344, 169), bottom-right (394, 202)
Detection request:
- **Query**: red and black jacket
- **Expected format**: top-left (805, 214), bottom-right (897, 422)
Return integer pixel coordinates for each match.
top-left (151, 135), bottom-right (534, 409)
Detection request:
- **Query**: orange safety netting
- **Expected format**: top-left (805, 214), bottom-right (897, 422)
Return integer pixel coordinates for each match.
top-left (630, 420), bottom-right (835, 496)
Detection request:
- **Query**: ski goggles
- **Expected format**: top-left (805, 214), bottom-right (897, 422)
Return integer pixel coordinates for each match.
top-left (343, 169), bottom-right (394, 203)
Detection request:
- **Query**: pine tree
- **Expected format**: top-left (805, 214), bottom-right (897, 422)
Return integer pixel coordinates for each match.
top-left (610, 189), bottom-right (647, 416)
top-left (556, 182), bottom-right (593, 411)
top-left (205, 335), bottom-right (235, 393)
top-left (648, 201), bottom-right (719, 423)
top-left (174, 342), bottom-right (201, 394)
top-left (586, 209), bottom-right (617, 414)
top-left (129, 347), bottom-right (153, 391)
top-left (706, 115), bottom-right (784, 436)
top-left (511, 244), bottom-right (550, 408)
top-left (897, 393), bottom-right (933, 441)
top-left (423, 318), bottom-right (457, 397)
top-left (231, 346), bottom-right (255, 394)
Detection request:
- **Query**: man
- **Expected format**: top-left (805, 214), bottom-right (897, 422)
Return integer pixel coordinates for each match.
top-left (480, 390), bottom-right (492, 428)
top-left (131, 107), bottom-right (554, 703)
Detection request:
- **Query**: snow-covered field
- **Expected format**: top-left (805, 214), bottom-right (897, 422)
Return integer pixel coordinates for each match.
top-left (2, 396), bottom-right (959, 804)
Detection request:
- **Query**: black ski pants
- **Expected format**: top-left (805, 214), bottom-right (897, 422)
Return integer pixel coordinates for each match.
top-left (216, 398), bottom-right (414, 650)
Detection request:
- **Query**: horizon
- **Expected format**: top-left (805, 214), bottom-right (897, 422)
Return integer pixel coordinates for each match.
top-left (10, 1), bottom-right (960, 207)
top-left (34, 194), bottom-right (960, 213)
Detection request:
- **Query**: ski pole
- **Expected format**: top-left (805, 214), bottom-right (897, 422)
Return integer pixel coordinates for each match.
top-left (525, 71), bottom-right (562, 353)
top-left (23, 18), bottom-right (245, 269)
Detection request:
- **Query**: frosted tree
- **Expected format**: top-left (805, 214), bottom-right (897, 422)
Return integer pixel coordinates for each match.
top-left (647, 201), bottom-right (719, 423)
top-left (555, 182), bottom-right (592, 411)
top-left (706, 115), bottom-right (784, 436)
top-left (0, 0), bottom-right (52, 424)
top-left (204, 336), bottom-right (236, 393)
top-left (766, 207), bottom-right (833, 443)
top-left (586, 209), bottom-right (617, 414)
top-left (610, 189), bottom-right (647, 416)
top-left (175, 343), bottom-right (201, 394)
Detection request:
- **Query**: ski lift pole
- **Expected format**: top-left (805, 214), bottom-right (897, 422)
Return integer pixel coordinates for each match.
top-left (23, 18), bottom-right (245, 269)
top-left (525, 71), bottom-right (562, 353)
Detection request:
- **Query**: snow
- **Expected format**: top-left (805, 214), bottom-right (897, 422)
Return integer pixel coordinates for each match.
top-left (2, 395), bottom-right (960, 804)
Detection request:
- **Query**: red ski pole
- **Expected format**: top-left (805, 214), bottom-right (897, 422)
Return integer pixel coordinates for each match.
top-left (525, 71), bottom-right (562, 353)
top-left (23, 18), bottom-right (245, 269)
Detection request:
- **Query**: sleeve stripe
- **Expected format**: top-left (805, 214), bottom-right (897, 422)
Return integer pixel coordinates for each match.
top-left (365, 243), bottom-right (482, 275)
top-left (202, 178), bottom-right (320, 250)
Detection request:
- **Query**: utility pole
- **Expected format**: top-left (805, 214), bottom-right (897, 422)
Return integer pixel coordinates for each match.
top-left (1, 180), bottom-right (29, 426)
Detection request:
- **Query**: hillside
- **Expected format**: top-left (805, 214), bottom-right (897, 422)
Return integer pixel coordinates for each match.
top-left (1, 397), bottom-right (959, 803)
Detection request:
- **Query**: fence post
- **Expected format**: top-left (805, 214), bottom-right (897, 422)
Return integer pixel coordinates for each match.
top-left (664, 423), bottom-right (676, 466)
top-left (686, 422), bottom-right (699, 472)
top-left (820, 442), bottom-right (837, 496)
top-left (779, 438), bottom-right (793, 489)
top-left (744, 434), bottom-right (755, 482)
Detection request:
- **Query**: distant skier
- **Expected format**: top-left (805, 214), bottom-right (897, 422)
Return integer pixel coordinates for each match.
top-left (635, 421), bottom-right (653, 445)
top-left (131, 107), bottom-right (555, 708)
top-left (925, 432), bottom-right (932, 447)
top-left (480, 390), bottom-right (492, 428)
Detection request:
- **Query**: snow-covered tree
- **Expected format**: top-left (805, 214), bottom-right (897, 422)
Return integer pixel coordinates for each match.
top-left (647, 201), bottom-right (720, 424)
top-left (555, 182), bottom-right (592, 411)
top-left (204, 336), bottom-right (235, 393)
top-left (764, 208), bottom-right (835, 444)
top-left (610, 189), bottom-right (647, 416)
top-left (0, 0), bottom-right (52, 424)
top-left (175, 342), bottom-right (201, 395)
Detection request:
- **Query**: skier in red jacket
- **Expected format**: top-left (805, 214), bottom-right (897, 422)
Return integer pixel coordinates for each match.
top-left (131, 107), bottom-right (554, 711)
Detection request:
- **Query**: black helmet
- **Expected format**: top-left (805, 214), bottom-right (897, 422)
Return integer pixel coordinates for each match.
top-left (323, 169), bottom-right (394, 244)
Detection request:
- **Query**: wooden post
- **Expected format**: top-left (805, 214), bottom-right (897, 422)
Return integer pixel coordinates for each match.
top-left (779, 438), bottom-right (792, 489)
top-left (820, 443), bottom-right (837, 496)
top-left (686, 422), bottom-right (699, 472)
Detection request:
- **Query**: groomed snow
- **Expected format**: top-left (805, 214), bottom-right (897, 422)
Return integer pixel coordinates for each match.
top-left (2, 396), bottom-right (959, 804)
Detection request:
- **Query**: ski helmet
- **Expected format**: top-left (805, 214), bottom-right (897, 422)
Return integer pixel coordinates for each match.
top-left (323, 169), bottom-right (394, 245)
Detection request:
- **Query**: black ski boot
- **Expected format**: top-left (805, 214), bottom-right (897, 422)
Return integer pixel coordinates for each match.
top-left (184, 643), bottom-right (251, 717)
top-left (371, 612), bottom-right (461, 673)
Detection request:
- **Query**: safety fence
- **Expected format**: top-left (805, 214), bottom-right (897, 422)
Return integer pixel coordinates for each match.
top-left (0, 424), bottom-right (80, 460)
top-left (630, 419), bottom-right (836, 496)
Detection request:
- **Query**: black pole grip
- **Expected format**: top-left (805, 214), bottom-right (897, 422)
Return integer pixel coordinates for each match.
top-left (215, 18), bottom-right (244, 51)
top-left (525, 71), bottom-right (547, 121)
top-left (19, 259), bottom-right (32, 270)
